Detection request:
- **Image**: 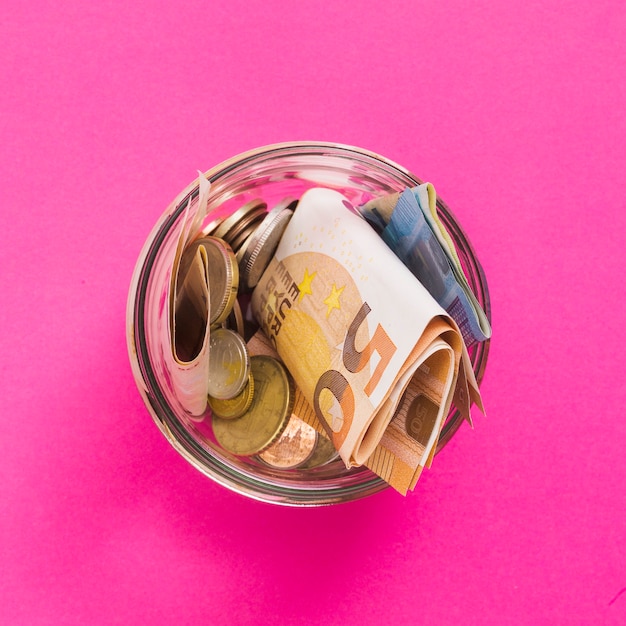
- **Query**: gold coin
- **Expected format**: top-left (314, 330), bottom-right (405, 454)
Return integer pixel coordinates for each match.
top-left (257, 415), bottom-right (318, 469)
top-left (208, 372), bottom-right (254, 420)
top-left (224, 206), bottom-right (267, 250)
top-left (237, 203), bottom-right (294, 290)
top-left (229, 209), bottom-right (268, 253)
top-left (213, 199), bottom-right (267, 243)
top-left (212, 355), bottom-right (295, 456)
top-left (207, 327), bottom-right (250, 399)
top-left (181, 236), bottom-right (239, 325)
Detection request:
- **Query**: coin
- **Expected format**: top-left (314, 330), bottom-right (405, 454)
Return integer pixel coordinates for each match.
top-left (228, 209), bottom-right (267, 253)
top-left (237, 204), bottom-right (294, 290)
top-left (208, 372), bottom-right (255, 420)
top-left (224, 206), bottom-right (267, 250)
top-left (213, 199), bottom-right (267, 243)
top-left (207, 327), bottom-right (250, 400)
top-left (181, 236), bottom-right (239, 325)
top-left (212, 355), bottom-right (295, 456)
top-left (298, 434), bottom-right (340, 469)
top-left (257, 415), bottom-right (318, 469)
top-left (231, 198), bottom-right (296, 253)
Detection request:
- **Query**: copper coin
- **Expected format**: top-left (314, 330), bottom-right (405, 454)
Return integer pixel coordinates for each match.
top-left (257, 415), bottom-right (318, 469)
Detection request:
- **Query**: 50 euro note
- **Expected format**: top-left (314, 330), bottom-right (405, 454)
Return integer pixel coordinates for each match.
top-left (250, 187), bottom-right (483, 488)
top-left (358, 184), bottom-right (491, 345)
top-left (247, 326), bottom-right (457, 495)
top-left (159, 172), bottom-right (213, 416)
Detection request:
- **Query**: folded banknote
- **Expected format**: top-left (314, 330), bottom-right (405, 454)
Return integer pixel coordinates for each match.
top-left (251, 188), bottom-right (483, 483)
top-left (359, 184), bottom-right (491, 345)
top-left (160, 173), bottom-right (212, 416)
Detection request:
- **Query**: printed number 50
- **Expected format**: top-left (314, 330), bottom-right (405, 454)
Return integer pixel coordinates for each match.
top-left (313, 303), bottom-right (397, 448)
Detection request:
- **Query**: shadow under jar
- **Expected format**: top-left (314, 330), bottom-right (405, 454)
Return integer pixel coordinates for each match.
top-left (127, 142), bottom-right (491, 506)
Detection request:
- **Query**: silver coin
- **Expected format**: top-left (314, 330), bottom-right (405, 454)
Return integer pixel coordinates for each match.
top-left (207, 327), bottom-right (250, 399)
top-left (237, 204), bottom-right (294, 290)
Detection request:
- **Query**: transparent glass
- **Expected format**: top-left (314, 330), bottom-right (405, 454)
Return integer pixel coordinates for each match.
top-left (127, 142), bottom-right (491, 506)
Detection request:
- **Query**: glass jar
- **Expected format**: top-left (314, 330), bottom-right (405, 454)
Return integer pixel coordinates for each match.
top-left (126, 142), bottom-right (491, 506)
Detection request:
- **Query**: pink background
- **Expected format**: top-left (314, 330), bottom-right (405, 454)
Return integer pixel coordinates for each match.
top-left (1, 1), bottom-right (625, 624)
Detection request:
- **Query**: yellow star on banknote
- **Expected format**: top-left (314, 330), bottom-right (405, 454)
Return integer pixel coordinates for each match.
top-left (266, 290), bottom-right (278, 312)
top-left (323, 284), bottom-right (344, 318)
top-left (298, 269), bottom-right (316, 302)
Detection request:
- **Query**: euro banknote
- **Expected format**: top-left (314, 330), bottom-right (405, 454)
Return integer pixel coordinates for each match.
top-left (251, 187), bottom-right (482, 476)
top-left (358, 184), bottom-right (491, 345)
top-left (248, 326), bottom-right (458, 495)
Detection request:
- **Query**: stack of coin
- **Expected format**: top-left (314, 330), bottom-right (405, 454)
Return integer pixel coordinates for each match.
top-left (205, 197), bottom-right (298, 423)
top-left (236, 199), bottom-right (297, 290)
top-left (174, 235), bottom-right (239, 362)
top-left (213, 199), bottom-right (268, 252)
top-left (176, 232), bottom-right (252, 409)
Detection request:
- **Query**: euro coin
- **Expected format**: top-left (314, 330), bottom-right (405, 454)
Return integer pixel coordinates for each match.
top-left (237, 204), bottom-right (294, 290)
top-left (207, 327), bottom-right (250, 400)
top-left (298, 434), bottom-right (340, 469)
top-left (181, 236), bottom-right (239, 325)
top-left (225, 206), bottom-right (267, 251)
top-left (213, 199), bottom-right (267, 244)
top-left (208, 372), bottom-right (254, 420)
top-left (257, 415), bottom-right (318, 469)
top-left (228, 209), bottom-right (267, 253)
top-left (212, 355), bottom-right (295, 456)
